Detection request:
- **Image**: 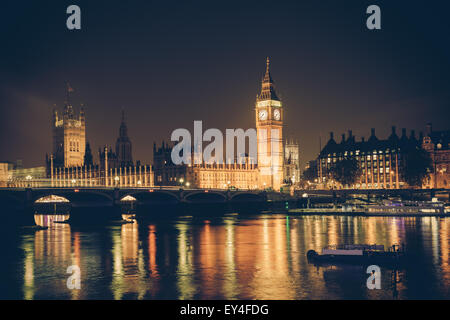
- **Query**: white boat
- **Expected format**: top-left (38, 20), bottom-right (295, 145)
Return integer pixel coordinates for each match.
top-left (365, 199), bottom-right (446, 215)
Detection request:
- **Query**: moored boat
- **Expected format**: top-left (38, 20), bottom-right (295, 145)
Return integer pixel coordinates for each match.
top-left (365, 199), bottom-right (447, 216)
top-left (307, 244), bottom-right (405, 266)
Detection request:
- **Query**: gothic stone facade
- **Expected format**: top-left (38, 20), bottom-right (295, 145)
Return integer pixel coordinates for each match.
top-left (153, 142), bottom-right (259, 190)
top-left (52, 102), bottom-right (86, 168)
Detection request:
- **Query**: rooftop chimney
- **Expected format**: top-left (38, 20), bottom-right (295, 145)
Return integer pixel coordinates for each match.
top-left (341, 133), bottom-right (346, 143)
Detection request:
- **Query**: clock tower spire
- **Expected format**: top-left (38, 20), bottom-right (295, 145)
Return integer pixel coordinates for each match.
top-left (255, 57), bottom-right (284, 191)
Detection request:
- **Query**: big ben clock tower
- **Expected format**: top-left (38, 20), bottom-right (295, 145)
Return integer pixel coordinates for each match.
top-left (256, 58), bottom-right (284, 191)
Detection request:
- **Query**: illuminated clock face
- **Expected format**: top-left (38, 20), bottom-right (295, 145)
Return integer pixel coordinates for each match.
top-left (259, 110), bottom-right (268, 120)
top-left (273, 109), bottom-right (280, 120)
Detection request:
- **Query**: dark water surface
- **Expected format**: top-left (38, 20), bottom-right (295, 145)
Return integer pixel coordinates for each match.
top-left (0, 212), bottom-right (448, 300)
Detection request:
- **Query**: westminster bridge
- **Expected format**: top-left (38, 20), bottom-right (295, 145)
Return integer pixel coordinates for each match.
top-left (0, 186), bottom-right (445, 224)
top-left (0, 186), bottom-right (271, 224)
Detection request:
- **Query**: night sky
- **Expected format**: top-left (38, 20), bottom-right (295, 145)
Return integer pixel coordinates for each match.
top-left (1, 0), bottom-right (449, 168)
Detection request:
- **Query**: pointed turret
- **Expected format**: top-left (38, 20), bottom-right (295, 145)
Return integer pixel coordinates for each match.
top-left (79, 104), bottom-right (85, 123)
top-left (116, 109), bottom-right (133, 167)
top-left (84, 141), bottom-right (93, 167)
top-left (63, 82), bottom-right (75, 119)
top-left (119, 109), bottom-right (128, 138)
top-left (257, 57), bottom-right (280, 101)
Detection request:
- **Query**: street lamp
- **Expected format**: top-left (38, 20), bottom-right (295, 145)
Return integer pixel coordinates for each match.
top-left (114, 176), bottom-right (119, 187)
top-left (185, 182), bottom-right (190, 188)
top-left (137, 180), bottom-right (142, 187)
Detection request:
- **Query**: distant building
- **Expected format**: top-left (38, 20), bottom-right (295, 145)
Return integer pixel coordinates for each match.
top-left (84, 142), bottom-right (94, 167)
top-left (39, 88), bottom-right (151, 188)
top-left (422, 123), bottom-right (450, 189)
top-left (153, 141), bottom-right (189, 186)
top-left (99, 111), bottom-right (134, 170)
top-left (0, 162), bottom-right (10, 187)
top-left (284, 138), bottom-right (300, 185)
top-left (302, 160), bottom-right (318, 183)
top-left (317, 127), bottom-right (419, 189)
top-left (152, 142), bottom-right (259, 189)
top-left (0, 160), bottom-right (46, 187)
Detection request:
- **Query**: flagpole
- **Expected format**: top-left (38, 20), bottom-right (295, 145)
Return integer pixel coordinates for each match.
top-left (66, 81), bottom-right (74, 105)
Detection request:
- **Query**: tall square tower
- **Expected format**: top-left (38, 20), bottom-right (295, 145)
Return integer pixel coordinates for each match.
top-left (52, 88), bottom-right (86, 168)
top-left (255, 58), bottom-right (284, 191)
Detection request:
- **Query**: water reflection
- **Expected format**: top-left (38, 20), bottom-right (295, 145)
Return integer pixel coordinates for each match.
top-left (14, 214), bottom-right (450, 299)
top-left (34, 214), bottom-right (69, 227)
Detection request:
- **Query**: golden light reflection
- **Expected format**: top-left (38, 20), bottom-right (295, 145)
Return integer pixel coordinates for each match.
top-left (148, 225), bottom-right (159, 278)
top-left (176, 222), bottom-right (195, 299)
top-left (365, 218), bottom-right (377, 245)
top-left (34, 214), bottom-right (69, 227)
top-left (222, 218), bottom-right (237, 299)
top-left (18, 214), bottom-right (450, 299)
top-left (25, 215), bottom-right (73, 299)
top-left (23, 240), bottom-right (34, 300)
top-left (111, 220), bottom-right (149, 299)
top-left (439, 218), bottom-right (449, 285)
top-left (111, 230), bottom-right (123, 300)
top-left (430, 218), bottom-right (439, 265)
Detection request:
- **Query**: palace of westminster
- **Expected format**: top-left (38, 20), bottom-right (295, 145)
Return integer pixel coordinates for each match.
top-left (1, 58), bottom-right (448, 190)
top-left (4, 58), bottom-right (301, 190)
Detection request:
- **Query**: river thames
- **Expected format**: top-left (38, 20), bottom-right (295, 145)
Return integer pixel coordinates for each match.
top-left (0, 213), bottom-right (448, 300)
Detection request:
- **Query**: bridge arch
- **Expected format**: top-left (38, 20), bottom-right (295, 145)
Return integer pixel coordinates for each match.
top-left (120, 195), bottom-right (137, 202)
top-left (127, 190), bottom-right (180, 204)
top-left (34, 194), bottom-right (70, 203)
top-left (230, 192), bottom-right (265, 202)
top-left (31, 190), bottom-right (114, 205)
top-left (183, 191), bottom-right (227, 203)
